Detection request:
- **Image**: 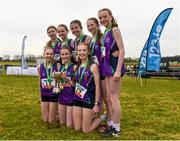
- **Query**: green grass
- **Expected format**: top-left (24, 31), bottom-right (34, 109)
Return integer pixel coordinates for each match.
top-left (0, 61), bottom-right (36, 66)
top-left (0, 75), bottom-right (180, 140)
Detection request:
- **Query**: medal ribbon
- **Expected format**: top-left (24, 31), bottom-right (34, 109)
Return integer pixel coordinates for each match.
top-left (90, 35), bottom-right (98, 56)
top-left (44, 63), bottom-right (53, 83)
top-left (102, 24), bottom-right (112, 47)
top-left (61, 62), bottom-right (73, 73)
top-left (51, 38), bottom-right (60, 49)
top-left (75, 34), bottom-right (85, 49)
top-left (62, 37), bottom-right (69, 47)
top-left (79, 34), bottom-right (85, 44)
top-left (78, 59), bottom-right (88, 84)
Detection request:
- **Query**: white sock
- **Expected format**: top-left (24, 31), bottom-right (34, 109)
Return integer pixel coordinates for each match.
top-left (112, 122), bottom-right (120, 132)
top-left (107, 120), bottom-right (113, 126)
top-left (100, 114), bottom-right (106, 121)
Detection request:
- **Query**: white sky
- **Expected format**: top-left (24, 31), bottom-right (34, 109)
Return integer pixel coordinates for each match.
top-left (0, 0), bottom-right (179, 58)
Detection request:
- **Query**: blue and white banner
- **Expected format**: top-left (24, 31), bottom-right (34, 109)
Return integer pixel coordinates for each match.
top-left (138, 8), bottom-right (173, 74)
top-left (138, 40), bottom-right (148, 74)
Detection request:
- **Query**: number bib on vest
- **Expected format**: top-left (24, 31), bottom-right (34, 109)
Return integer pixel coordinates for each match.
top-left (91, 55), bottom-right (99, 65)
top-left (101, 46), bottom-right (106, 57)
top-left (41, 78), bottom-right (55, 88)
top-left (75, 83), bottom-right (87, 99)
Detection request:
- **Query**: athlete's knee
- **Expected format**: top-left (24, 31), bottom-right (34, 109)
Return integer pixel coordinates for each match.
top-left (109, 96), bottom-right (119, 105)
top-left (67, 122), bottom-right (73, 128)
top-left (60, 120), bottom-right (66, 125)
top-left (82, 127), bottom-right (91, 133)
top-left (42, 118), bottom-right (48, 123)
top-left (103, 95), bottom-right (110, 103)
top-left (74, 127), bottom-right (81, 131)
top-left (48, 117), bottom-right (56, 124)
top-left (74, 124), bottom-right (81, 131)
top-left (42, 115), bottom-right (48, 123)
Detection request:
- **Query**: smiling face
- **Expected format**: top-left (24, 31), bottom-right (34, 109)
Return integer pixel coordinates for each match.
top-left (44, 48), bottom-right (54, 63)
top-left (77, 43), bottom-right (90, 61)
top-left (70, 23), bottom-right (82, 37)
top-left (87, 19), bottom-right (98, 35)
top-left (57, 26), bottom-right (68, 41)
top-left (60, 48), bottom-right (71, 64)
top-left (47, 27), bottom-right (57, 40)
top-left (98, 10), bottom-right (112, 28)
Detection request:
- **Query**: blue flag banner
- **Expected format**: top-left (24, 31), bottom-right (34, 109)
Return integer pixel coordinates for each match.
top-left (138, 40), bottom-right (148, 74)
top-left (138, 8), bottom-right (173, 75)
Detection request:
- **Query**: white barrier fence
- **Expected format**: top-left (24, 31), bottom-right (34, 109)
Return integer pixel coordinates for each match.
top-left (6, 66), bottom-right (38, 76)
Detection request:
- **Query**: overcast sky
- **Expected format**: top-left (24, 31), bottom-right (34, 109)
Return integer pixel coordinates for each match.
top-left (0, 0), bottom-right (179, 58)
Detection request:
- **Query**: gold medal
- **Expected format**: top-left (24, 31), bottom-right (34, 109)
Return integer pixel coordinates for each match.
top-left (48, 84), bottom-right (52, 89)
top-left (59, 84), bottom-right (64, 90)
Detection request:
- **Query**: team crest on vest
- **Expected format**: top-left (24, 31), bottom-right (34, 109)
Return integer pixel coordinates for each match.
top-left (66, 72), bottom-right (71, 76)
top-left (105, 37), bottom-right (110, 43)
top-left (42, 71), bottom-right (46, 77)
top-left (84, 71), bottom-right (89, 75)
top-left (95, 45), bottom-right (99, 51)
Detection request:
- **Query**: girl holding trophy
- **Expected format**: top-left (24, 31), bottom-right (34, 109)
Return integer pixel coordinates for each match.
top-left (57, 47), bottom-right (76, 128)
top-left (38, 46), bottom-right (58, 124)
top-left (72, 43), bottom-right (106, 133)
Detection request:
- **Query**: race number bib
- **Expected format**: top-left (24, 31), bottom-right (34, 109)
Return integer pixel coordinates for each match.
top-left (91, 55), bottom-right (99, 65)
top-left (64, 77), bottom-right (71, 83)
top-left (41, 78), bottom-right (55, 88)
top-left (75, 83), bottom-right (87, 99)
top-left (101, 47), bottom-right (106, 57)
top-left (72, 51), bottom-right (76, 59)
top-left (54, 54), bottom-right (60, 62)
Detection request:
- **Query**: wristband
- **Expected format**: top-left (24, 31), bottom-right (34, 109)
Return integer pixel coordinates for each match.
top-left (95, 101), bottom-right (100, 105)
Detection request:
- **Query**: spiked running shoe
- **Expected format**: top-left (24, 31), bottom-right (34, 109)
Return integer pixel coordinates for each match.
top-left (101, 126), bottom-right (120, 137)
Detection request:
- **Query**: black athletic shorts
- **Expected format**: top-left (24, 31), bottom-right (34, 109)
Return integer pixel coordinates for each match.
top-left (41, 95), bottom-right (58, 102)
top-left (73, 100), bottom-right (94, 109)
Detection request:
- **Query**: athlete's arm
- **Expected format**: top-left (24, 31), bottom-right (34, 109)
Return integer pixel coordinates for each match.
top-left (112, 27), bottom-right (125, 78)
top-left (90, 63), bottom-right (100, 112)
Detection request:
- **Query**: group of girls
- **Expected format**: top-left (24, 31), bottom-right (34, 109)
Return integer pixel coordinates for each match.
top-left (38, 8), bottom-right (125, 137)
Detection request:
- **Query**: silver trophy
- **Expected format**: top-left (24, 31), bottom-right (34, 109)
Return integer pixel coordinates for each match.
top-left (53, 72), bottom-right (61, 94)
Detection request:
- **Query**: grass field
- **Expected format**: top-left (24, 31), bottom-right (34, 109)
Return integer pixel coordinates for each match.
top-left (0, 75), bottom-right (180, 140)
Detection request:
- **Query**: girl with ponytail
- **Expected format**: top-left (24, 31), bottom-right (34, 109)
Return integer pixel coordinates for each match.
top-left (98, 8), bottom-right (125, 137)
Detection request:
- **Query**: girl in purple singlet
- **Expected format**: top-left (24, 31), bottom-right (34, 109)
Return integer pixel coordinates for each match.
top-left (86, 17), bottom-right (111, 120)
top-left (58, 47), bottom-right (76, 128)
top-left (72, 43), bottom-right (106, 133)
top-left (46, 26), bottom-right (61, 63)
top-left (57, 24), bottom-right (75, 52)
top-left (70, 20), bottom-right (91, 62)
top-left (37, 46), bottom-right (58, 124)
top-left (98, 8), bottom-right (125, 137)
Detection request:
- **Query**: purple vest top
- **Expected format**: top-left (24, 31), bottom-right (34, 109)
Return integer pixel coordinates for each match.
top-left (74, 66), bottom-right (95, 104)
top-left (59, 63), bottom-right (75, 95)
top-left (102, 29), bottom-right (125, 76)
top-left (58, 63), bottom-right (75, 104)
top-left (39, 63), bottom-right (57, 95)
top-left (89, 39), bottom-right (101, 64)
top-left (60, 39), bottom-right (75, 52)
